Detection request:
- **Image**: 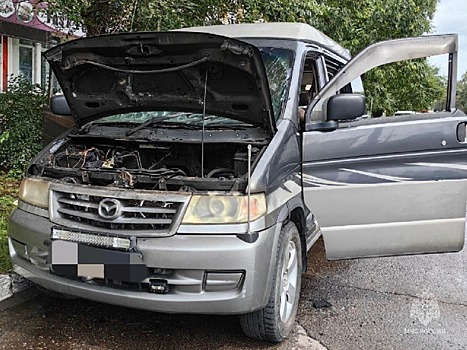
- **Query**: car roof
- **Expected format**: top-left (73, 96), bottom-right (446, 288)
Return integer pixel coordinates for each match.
top-left (173, 23), bottom-right (351, 60)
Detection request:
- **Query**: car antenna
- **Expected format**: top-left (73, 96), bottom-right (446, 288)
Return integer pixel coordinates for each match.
top-left (247, 144), bottom-right (252, 234)
top-left (201, 70), bottom-right (208, 178)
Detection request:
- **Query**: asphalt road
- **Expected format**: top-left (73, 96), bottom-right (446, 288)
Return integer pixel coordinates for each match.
top-left (0, 238), bottom-right (466, 350)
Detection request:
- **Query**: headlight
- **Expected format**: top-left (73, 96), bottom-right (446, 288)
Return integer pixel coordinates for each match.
top-left (18, 178), bottom-right (50, 208)
top-left (182, 193), bottom-right (266, 224)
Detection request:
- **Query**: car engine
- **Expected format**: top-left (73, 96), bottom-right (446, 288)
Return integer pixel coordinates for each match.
top-left (32, 138), bottom-right (263, 192)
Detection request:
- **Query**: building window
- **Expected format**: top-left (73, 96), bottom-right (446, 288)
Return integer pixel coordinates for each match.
top-left (41, 55), bottom-right (48, 88)
top-left (18, 45), bottom-right (33, 83)
top-left (18, 39), bottom-right (35, 83)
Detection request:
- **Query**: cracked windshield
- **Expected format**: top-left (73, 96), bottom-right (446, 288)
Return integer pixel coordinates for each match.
top-left (99, 47), bottom-right (293, 127)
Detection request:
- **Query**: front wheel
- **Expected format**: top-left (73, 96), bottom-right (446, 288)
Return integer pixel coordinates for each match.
top-left (239, 221), bottom-right (302, 342)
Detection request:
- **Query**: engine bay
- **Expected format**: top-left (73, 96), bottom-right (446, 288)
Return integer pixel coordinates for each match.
top-left (32, 138), bottom-right (263, 192)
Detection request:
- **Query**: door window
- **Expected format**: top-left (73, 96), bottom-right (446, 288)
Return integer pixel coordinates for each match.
top-left (298, 53), bottom-right (327, 122)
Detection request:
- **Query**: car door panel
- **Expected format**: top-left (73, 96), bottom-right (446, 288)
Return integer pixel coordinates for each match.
top-left (301, 34), bottom-right (464, 260)
top-left (304, 179), bottom-right (466, 259)
top-left (303, 114), bottom-right (467, 259)
top-left (322, 217), bottom-right (464, 260)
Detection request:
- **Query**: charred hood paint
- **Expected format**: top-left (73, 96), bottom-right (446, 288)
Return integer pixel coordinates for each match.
top-left (45, 32), bottom-right (276, 133)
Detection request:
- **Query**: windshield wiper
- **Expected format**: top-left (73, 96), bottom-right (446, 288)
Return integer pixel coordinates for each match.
top-left (79, 121), bottom-right (140, 134)
top-left (204, 123), bottom-right (253, 130)
top-left (125, 113), bottom-right (188, 136)
top-left (147, 121), bottom-right (204, 129)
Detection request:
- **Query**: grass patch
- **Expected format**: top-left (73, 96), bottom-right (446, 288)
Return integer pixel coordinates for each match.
top-left (0, 172), bottom-right (20, 273)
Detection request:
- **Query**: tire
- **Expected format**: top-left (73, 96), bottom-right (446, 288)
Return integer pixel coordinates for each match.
top-left (239, 221), bottom-right (302, 342)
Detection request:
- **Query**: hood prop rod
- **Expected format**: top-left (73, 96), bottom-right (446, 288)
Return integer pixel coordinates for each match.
top-left (236, 144), bottom-right (259, 244)
top-left (201, 70), bottom-right (208, 178)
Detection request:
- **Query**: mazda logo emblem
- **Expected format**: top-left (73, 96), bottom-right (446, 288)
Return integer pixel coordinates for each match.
top-left (98, 198), bottom-right (121, 220)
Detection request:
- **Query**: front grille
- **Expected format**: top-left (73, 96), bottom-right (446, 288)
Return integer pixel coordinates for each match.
top-left (50, 183), bottom-right (190, 236)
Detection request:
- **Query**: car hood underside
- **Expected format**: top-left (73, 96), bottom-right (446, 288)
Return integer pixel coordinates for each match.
top-left (45, 31), bottom-right (276, 132)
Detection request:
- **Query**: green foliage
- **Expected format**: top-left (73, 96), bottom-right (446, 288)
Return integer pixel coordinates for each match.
top-left (236, 0), bottom-right (323, 24)
top-left (43, 0), bottom-right (445, 115)
top-left (0, 76), bottom-right (47, 171)
top-left (43, 0), bottom-right (234, 35)
top-left (0, 173), bottom-right (19, 273)
top-left (309, 0), bottom-right (437, 54)
top-left (39, 0), bottom-right (138, 35)
top-left (239, 0), bottom-right (442, 114)
top-left (310, 0), bottom-right (443, 114)
top-left (134, 0), bottom-right (234, 31)
top-left (457, 72), bottom-right (467, 112)
top-left (365, 60), bottom-right (446, 115)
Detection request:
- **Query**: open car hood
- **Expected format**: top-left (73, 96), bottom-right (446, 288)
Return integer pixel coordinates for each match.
top-left (45, 32), bottom-right (276, 133)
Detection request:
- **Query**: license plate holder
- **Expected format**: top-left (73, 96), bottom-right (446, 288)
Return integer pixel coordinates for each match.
top-left (50, 240), bottom-right (148, 283)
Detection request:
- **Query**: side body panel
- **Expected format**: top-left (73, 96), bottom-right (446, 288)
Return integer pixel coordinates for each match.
top-left (247, 40), bottom-right (337, 252)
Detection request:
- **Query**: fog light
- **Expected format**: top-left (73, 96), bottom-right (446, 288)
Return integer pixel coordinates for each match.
top-left (204, 271), bottom-right (244, 292)
top-left (149, 279), bottom-right (169, 294)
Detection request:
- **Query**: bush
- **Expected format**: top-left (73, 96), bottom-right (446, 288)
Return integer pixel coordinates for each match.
top-left (0, 172), bottom-right (19, 273)
top-left (0, 76), bottom-right (47, 172)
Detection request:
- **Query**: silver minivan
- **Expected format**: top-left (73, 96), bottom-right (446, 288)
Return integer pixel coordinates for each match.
top-left (9, 23), bottom-right (465, 342)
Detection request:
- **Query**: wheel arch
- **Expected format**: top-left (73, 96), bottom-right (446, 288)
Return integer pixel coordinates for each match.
top-left (275, 200), bottom-right (308, 273)
top-left (289, 206), bottom-right (307, 273)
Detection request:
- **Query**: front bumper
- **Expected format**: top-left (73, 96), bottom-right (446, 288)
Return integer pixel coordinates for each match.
top-left (9, 208), bottom-right (280, 314)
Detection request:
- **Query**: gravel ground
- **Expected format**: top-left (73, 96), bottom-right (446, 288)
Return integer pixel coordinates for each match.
top-left (0, 238), bottom-right (466, 349)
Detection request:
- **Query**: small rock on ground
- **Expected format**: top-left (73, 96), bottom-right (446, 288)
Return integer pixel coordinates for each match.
top-left (10, 273), bottom-right (33, 293)
top-left (0, 275), bottom-right (13, 301)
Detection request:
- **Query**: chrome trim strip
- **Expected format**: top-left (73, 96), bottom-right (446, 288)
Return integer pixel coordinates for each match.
top-left (408, 162), bottom-right (467, 171)
top-left (56, 207), bottom-right (173, 225)
top-left (18, 201), bottom-right (48, 218)
top-left (340, 168), bottom-right (411, 182)
top-left (302, 173), bottom-right (348, 186)
top-left (308, 147), bottom-right (467, 167)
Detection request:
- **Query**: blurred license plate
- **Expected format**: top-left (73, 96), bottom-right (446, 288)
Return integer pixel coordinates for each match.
top-left (50, 240), bottom-right (148, 283)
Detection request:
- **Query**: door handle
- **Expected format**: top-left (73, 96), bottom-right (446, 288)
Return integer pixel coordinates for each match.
top-left (457, 122), bottom-right (467, 142)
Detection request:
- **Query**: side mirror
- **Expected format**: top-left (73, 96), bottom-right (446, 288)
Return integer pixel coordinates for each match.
top-left (50, 95), bottom-right (71, 115)
top-left (327, 94), bottom-right (366, 121)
